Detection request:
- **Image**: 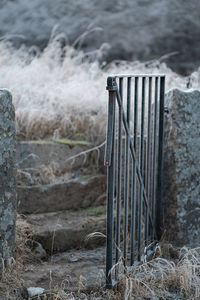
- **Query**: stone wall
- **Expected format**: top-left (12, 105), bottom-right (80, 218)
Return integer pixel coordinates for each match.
top-left (0, 90), bottom-right (16, 269)
top-left (162, 89), bottom-right (200, 247)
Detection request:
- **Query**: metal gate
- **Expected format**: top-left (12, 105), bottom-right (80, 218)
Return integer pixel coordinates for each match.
top-left (104, 74), bottom-right (165, 288)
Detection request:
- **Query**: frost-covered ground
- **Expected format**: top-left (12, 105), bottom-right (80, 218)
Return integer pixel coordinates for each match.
top-left (0, 38), bottom-right (199, 142)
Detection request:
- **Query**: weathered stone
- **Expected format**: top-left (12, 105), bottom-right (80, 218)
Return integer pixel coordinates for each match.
top-left (27, 287), bottom-right (45, 298)
top-left (25, 207), bottom-right (106, 253)
top-left (16, 140), bottom-right (90, 169)
top-left (0, 89), bottom-right (16, 263)
top-left (16, 140), bottom-right (105, 181)
top-left (162, 89), bottom-right (200, 247)
top-left (17, 175), bottom-right (106, 214)
top-left (21, 247), bottom-right (105, 291)
top-left (26, 240), bottom-right (47, 259)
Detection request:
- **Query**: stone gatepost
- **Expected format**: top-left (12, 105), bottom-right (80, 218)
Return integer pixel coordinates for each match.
top-left (162, 89), bottom-right (200, 247)
top-left (0, 90), bottom-right (16, 270)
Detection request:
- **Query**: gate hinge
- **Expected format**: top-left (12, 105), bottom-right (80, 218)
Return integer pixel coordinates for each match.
top-left (106, 77), bottom-right (117, 91)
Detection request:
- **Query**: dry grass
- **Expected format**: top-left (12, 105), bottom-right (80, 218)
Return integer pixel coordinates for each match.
top-left (1, 30), bottom-right (200, 300)
top-left (42, 245), bottom-right (200, 300)
top-left (0, 216), bottom-right (32, 299)
top-left (16, 215), bottom-right (35, 265)
top-left (113, 245), bottom-right (200, 300)
top-left (1, 219), bottom-right (200, 299)
top-left (0, 32), bottom-right (198, 143)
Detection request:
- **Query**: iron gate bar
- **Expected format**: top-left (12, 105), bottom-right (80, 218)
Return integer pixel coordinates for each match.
top-left (123, 77), bottom-right (131, 264)
top-left (115, 89), bottom-right (154, 226)
top-left (137, 77), bottom-right (146, 260)
top-left (145, 77), bottom-right (153, 241)
top-left (156, 76), bottom-right (165, 238)
top-left (153, 77), bottom-right (158, 223)
top-left (115, 77), bottom-right (123, 270)
top-left (105, 75), bottom-right (165, 288)
top-left (113, 74), bottom-right (165, 78)
top-left (130, 76), bottom-right (138, 265)
top-left (105, 77), bottom-right (116, 288)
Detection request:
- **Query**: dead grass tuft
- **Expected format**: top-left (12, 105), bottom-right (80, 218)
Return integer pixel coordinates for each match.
top-left (2, 219), bottom-right (200, 300)
top-left (0, 216), bottom-right (32, 299)
top-left (114, 246), bottom-right (200, 300)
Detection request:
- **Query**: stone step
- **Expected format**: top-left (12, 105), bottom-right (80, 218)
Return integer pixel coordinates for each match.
top-left (17, 140), bottom-right (90, 169)
top-left (25, 206), bottom-right (106, 253)
top-left (21, 247), bottom-right (105, 292)
top-left (17, 174), bottom-right (106, 214)
top-left (16, 140), bottom-right (105, 174)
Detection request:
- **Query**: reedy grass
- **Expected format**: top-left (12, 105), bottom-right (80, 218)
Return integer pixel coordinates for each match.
top-left (0, 31), bottom-right (198, 143)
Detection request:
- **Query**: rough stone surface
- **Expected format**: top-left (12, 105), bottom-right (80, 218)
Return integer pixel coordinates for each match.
top-left (0, 0), bottom-right (200, 74)
top-left (0, 89), bottom-right (16, 262)
top-left (25, 207), bottom-right (106, 253)
top-left (16, 140), bottom-right (105, 185)
top-left (162, 89), bottom-right (200, 247)
top-left (17, 174), bottom-right (106, 214)
top-left (22, 247), bottom-right (105, 292)
top-left (16, 140), bottom-right (90, 169)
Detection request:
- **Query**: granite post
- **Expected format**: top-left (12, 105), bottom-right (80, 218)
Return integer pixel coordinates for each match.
top-left (0, 90), bottom-right (16, 271)
top-left (162, 89), bottom-right (200, 247)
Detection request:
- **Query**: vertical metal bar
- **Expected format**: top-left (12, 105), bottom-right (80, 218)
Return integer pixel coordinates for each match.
top-left (138, 77), bottom-right (146, 260)
top-left (127, 77), bottom-right (131, 126)
top-left (133, 78), bottom-right (138, 151)
top-left (156, 76), bottom-right (165, 239)
top-left (123, 77), bottom-right (131, 264)
top-left (145, 77), bottom-right (152, 241)
top-left (115, 77), bottom-right (123, 269)
top-left (106, 77), bottom-right (116, 289)
top-left (152, 77), bottom-right (158, 237)
top-left (130, 77), bottom-right (138, 265)
top-left (140, 77), bottom-right (146, 175)
top-left (143, 139), bottom-right (148, 245)
top-left (105, 74), bottom-right (165, 288)
top-left (149, 78), bottom-right (155, 237)
top-left (105, 79), bottom-right (116, 166)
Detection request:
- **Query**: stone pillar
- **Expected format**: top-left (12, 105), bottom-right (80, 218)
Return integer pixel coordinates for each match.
top-left (162, 89), bottom-right (200, 247)
top-left (0, 90), bottom-right (16, 267)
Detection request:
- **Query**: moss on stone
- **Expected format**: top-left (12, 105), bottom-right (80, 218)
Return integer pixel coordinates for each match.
top-left (53, 138), bottom-right (90, 148)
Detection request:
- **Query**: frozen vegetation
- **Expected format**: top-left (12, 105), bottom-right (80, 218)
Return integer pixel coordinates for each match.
top-left (0, 36), bottom-right (199, 143)
top-left (0, 0), bottom-right (200, 74)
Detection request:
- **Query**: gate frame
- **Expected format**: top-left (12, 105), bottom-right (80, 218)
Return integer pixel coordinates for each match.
top-left (104, 75), bottom-right (165, 288)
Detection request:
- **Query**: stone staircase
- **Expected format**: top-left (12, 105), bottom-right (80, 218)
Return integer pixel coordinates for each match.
top-left (16, 140), bottom-right (107, 290)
